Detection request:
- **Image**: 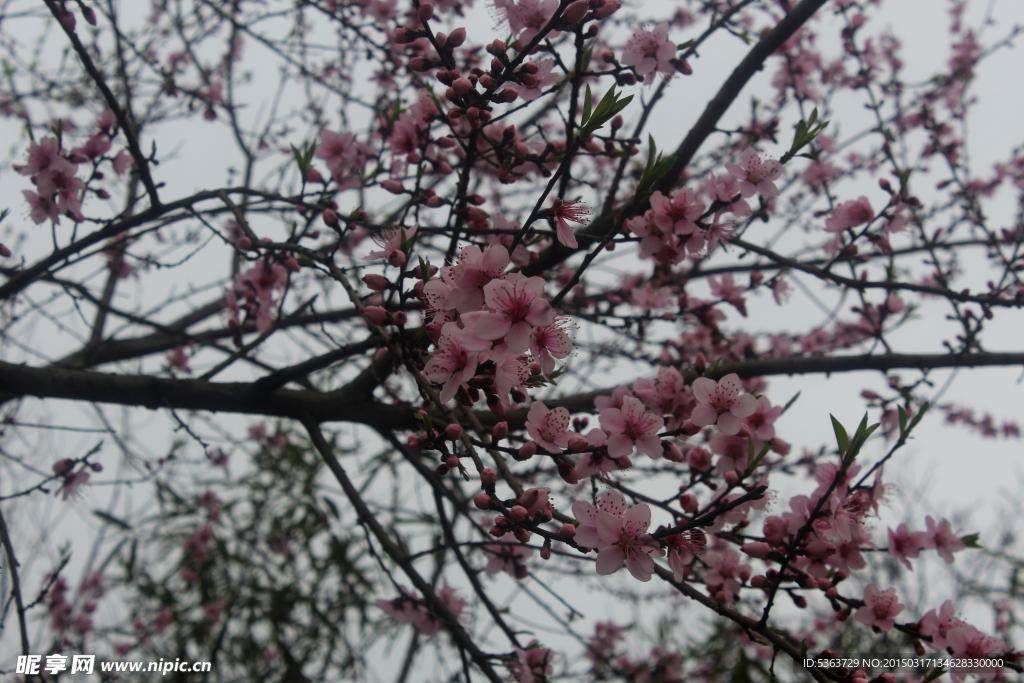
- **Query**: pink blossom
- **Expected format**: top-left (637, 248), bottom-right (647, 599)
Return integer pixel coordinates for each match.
top-left (421, 322), bottom-right (491, 403)
top-left (594, 502), bottom-right (664, 581)
top-left (599, 396), bottom-right (664, 458)
top-left (518, 58), bottom-right (560, 101)
top-left (690, 373), bottom-right (758, 435)
top-left (825, 196), bottom-right (874, 233)
top-left (472, 273), bottom-right (555, 353)
top-left (57, 468), bottom-right (91, 500)
top-left (704, 548), bottom-right (749, 601)
top-left (493, 0), bottom-right (558, 45)
top-left (854, 584), bottom-right (903, 631)
top-left (572, 490), bottom-right (628, 549)
top-left (165, 346), bottom-right (192, 375)
top-left (887, 523), bottom-right (926, 570)
top-left (650, 189), bottom-right (704, 236)
top-left (491, 348), bottom-right (532, 405)
top-left (744, 397), bottom-right (782, 440)
top-left (315, 129), bottom-right (369, 190)
top-left (509, 642), bottom-right (554, 683)
top-left (443, 244), bottom-right (510, 313)
top-left (437, 580), bottom-right (466, 621)
top-left (112, 149), bottom-right (133, 176)
top-left (621, 23), bottom-right (676, 80)
top-left (922, 515), bottom-right (965, 563)
top-left (725, 148), bottom-right (783, 198)
top-left (919, 600), bottom-right (964, 650)
top-left (525, 401), bottom-right (574, 452)
top-left (23, 190), bottom-right (59, 224)
top-left (663, 530), bottom-right (706, 582)
top-left (367, 225), bottom-right (416, 268)
top-left (708, 273), bottom-right (747, 317)
top-left (550, 198), bottom-right (589, 249)
top-left (14, 137), bottom-right (69, 177)
top-left (485, 532), bottom-right (532, 578)
top-left (531, 317), bottom-right (573, 375)
top-left (947, 625), bottom-right (1007, 682)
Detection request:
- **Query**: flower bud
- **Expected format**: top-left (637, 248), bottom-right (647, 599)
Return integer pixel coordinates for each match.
top-left (489, 525), bottom-right (504, 537)
top-left (445, 423), bottom-right (464, 440)
top-left (742, 542), bottom-right (772, 559)
top-left (513, 141), bottom-right (530, 159)
top-left (510, 505), bottom-right (529, 522)
top-left (792, 595), bottom-right (807, 608)
top-left (417, 3), bottom-right (434, 21)
top-left (497, 87), bottom-right (519, 102)
top-left (489, 39), bottom-right (506, 55)
top-left (481, 468), bottom-right (497, 486)
top-left (560, 523), bottom-right (576, 538)
top-left (479, 74), bottom-right (494, 88)
top-left (447, 107), bottom-right (463, 120)
top-left (60, 12), bottom-right (76, 30)
top-left (515, 442), bottom-right (537, 460)
top-left (522, 62), bottom-right (539, 74)
top-left (392, 27), bottom-right (417, 44)
top-left (678, 493), bottom-right (698, 513)
top-left (491, 56), bottom-right (505, 72)
top-left (53, 459), bottom-right (74, 475)
top-left (750, 575), bottom-right (766, 588)
top-left (362, 306), bottom-right (389, 326)
top-left (435, 464), bottom-right (450, 476)
top-left (434, 31), bottom-right (447, 47)
top-left (453, 77), bottom-right (474, 96)
top-left (362, 273), bottom-right (390, 291)
top-left (518, 488), bottom-right (540, 510)
top-left (82, 6), bottom-right (97, 25)
top-left (825, 587), bottom-right (839, 599)
top-left (563, 0), bottom-right (589, 24)
top-left (520, 72), bottom-right (539, 88)
top-left (513, 528), bottom-right (531, 543)
top-left (724, 471), bottom-right (740, 486)
top-left (447, 27), bottom-right (466, 47)
top-left (381, 179), bottom-right (404, 194)
top-left (473, 493), bottom-right (492, 509)
top-left (445, 455), bottom-right (459, 468)
top-left (408, 57), bottom-right (432, 72)
top-left (492, 421), bottom-right (508, 440)
top-left (595, 0), bottom-right (620, 18)
top-left (540, 540), bottom-right (551, 560)
top-left (567, 434), bottom-right (589, 453)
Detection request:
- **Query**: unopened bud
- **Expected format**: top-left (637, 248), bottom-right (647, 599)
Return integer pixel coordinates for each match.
top-left (510, 505), bottom-right (529, 522)
top-left (453, 77), bottom-right (474, 96)
top-left (417, 3), bottom-right (434, 21)
top-left (82, 6), bottom-right (97, 25)
top-left (742, 542), bottom-right (772, 559)
top-left (445, 456), bottom-right (459, 469)
top-left (595, 0), bottom-right (620, 18)
top-left (447, 27), bottom-right (466, 47)
top-left (492, 421), bottom-right (508, 440)
top-left (474, 493), bottom-right (492, 509)
top-left (513, 528), bottom-right (530, 543)
top-left (497, 87), bottom-right (519, 102)
top-left (381, 179), bottom-right (404, 194)
top-left (563, 0), bottom-right (589, 23)
top-left (540, 540), bottom-right (551, 559)
top-left (516, 442), bottom-right (537, 460)
top-left (567, 435), bottom-right (588, 453)
top-left (362, 273), bottom-right (390, 291)
top-left (392, 27), bottom-right (417, 44)
top-left (489, 525), bottom-right (504, 537)
top-left (480, 468), bottom-right (497, 486)
top-left (408, 57), bottom-right (432, 72)
top-left (362, 306), bottom-right (389, 326)
top-left (445, 424), bottom-right (464, 440)
top-left (560, 523), bottom-right (576, 538)
top-left (678, 493), bottom-right (698, 513)
top-left (750, 575), bottom-right (767, 588)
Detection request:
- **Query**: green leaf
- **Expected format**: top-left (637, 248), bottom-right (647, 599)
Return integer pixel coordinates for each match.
top-left (581, 85), bottom-right (593, 127)
top-left (960, 532), bottom-right (981, 548)
top-left (580, 46), bottom-right (593, 74)
top-left (782, 391), bottom-right (801, 414)
top-left (93, 510), bottom-right (132, 530)
top-left (923, 668), bottom-right (947, 683)
top-left (898, 405), bottom-right (908, 435)
top-left (830, 414), bottom-right (849, 455)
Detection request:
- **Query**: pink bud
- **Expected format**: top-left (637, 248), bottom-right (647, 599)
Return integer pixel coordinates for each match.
top-left (391, 311), bottom-right (408, 325)
top-left (742, 542), bottom-right (773, 559)
top-left (563, 0), bottom-right (589, 23)
top-left (567, 435), bottom-right (588, 453)
top-left (678, 493), bottom-right (698, 513)
top-left (560, 523), bottom-right (577, 538)
top-left (595, 0), bottom-right (620, 18)
top-left (540, 541), bottom-right (551, 560)
top-left (381, 179), bottom-right (404, 194)
top-left (90, 462), bottom-right (103, 472)
top-left (447, 27), bottom-right (466, 47)
top-left (362, 273), bottom-right (390, 291)
top-left (601, 49), bottom-right (615, 63)
top-left (481, 468), bottom-right (497, 486)
top-left (319, 209), bottom-right (338, 228)
top-left (437, 136), bottom-right (457, 148)
top-left (445, 424), bottom-right (464, 440)
top-left (474, 493), bottom-right (492, 509)
top-left (521, 62), bottom-right (539, 74)
top-left (417, 3), bottom-right (434, 21)
top-left (393, 28), bottom-right (418, 44)
top-left (97, 109), bottom-right (116, 129)
top-left (0, 244), bottom-right (11, 258)
top-left (750, 575), bottom-right (766, 588)
top-left (724, 471), bottom-right (740, 486)
top-left (408, 57), bottom-right (432, 72)
top-left (426, 196), bottom-right (444, 208)
top-left (663, 442), bottom-right (684, 462)
top-left (489, 39), bottom-right (506, 55)
top-left (515, 442), bottom-right (537, 460)
top-left (53, 459), bottom-right (74, 475)
top-left (283, 256), bottom-right (300, 272)
top-left (82, 6), bottom-right (97, 25)
top-left (492, 421), bottom-right (508, 440)
top-left (513, 528), bottom-right (530, 543)
top-left (513, 141), bottom-right (530, 159)
top-left (520, 73), bottom-right (539, 88)
top-left (489, 525), bottom-right (503, 537)
top-left (445, 455), bottom-right (459, 468)
top-left (60, 12), bottom-right (76, 30)
top-left (453, 77), bottom-right (474, 96)
top-left (497, 87), bottom-right (519, 102)
top-left (447, 108), bottom-right (463, 120)
top-left (491, 56), bottom-right (505, 72)
top-left (435, 464), bottom-right (450, 476)
top-left (362, 306), bottom-right (389, 326)
top-left (479, 74), bottom-right (494, 88)
top-left (510, 505), bottom-right (529, 522)
top-left (434, 31), bottom-right (448, 47)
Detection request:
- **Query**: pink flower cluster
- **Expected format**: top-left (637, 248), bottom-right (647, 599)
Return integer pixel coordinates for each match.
top-left (418, 244), bottom-right (572, 405)
top-left (377, 582), bottom-right (465, 635)
top-left (572, 491), bottom-right (664, 581)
